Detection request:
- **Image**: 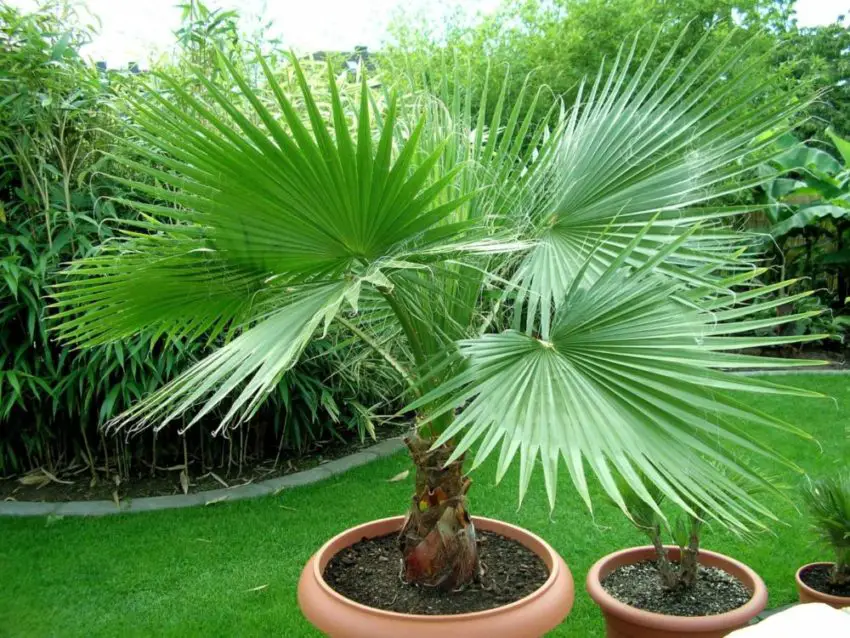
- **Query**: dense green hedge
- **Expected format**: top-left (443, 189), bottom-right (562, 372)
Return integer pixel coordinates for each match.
top-left (0, 3), bottom-right (400, 482)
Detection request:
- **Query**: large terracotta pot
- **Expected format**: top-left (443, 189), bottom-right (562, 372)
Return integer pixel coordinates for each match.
top-left (586, 545), bottom-right (767, 638)
top-left (795, 562), bottom-right (850, 608)
top-left (297, 515), bottom-right (574, 637)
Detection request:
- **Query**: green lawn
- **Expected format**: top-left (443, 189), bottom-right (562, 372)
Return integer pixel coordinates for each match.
top-left (1, 374), bottom-right (848, 637)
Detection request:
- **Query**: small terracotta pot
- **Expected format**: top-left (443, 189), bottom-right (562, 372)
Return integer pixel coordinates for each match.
top-left (586, 545), bottom-right (767, 638)
top-left (795, 562), bottom-right (850, 608)
top-left (297, 515), bottom-right (574, 638)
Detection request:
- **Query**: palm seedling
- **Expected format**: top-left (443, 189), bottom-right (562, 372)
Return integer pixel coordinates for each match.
top-left (803, 474), bottom-right (850, 586)
top-left (52, 28), bottom-right (825, 591)
top-left (616, 469), bottom-right (771, 591)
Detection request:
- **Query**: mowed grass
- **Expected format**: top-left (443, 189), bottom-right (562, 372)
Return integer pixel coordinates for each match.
top-left (1, 374), bottom-right (848, 637)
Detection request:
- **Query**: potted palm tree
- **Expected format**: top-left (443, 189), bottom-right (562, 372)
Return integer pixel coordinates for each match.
top-left (52, 30), bottom-right (824, 637)
top-left (796, 474), bottom-right (850, 607)
top-left (587, 478), bottom-right (770, 637)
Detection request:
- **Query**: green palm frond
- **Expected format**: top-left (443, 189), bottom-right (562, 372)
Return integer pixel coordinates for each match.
top-left (378, 60), bottom-right (561, 365)
top-left (513, 27), bottom-right (812, 335)
top-left (51, 51), bottom-right (482, 341)
top-left (51, 228), bottom-right (265, 346)
top-left (52, 53), bottom-right (489, 430)
top-left (409, 250), bottom-right (827, 532)
top-left (109, 282), bottom-right (347, 436)
top-left (113, 54), bottom-right (472, 279)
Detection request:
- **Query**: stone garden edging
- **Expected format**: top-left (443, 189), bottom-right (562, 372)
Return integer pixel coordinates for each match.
top-left (0, 437), bottom-right (405, 517)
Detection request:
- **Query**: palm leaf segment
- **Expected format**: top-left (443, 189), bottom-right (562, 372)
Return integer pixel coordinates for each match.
top-left (514, 28), bottom-right (808, 336)
top-left (411, 249), bottom-right (826, 532)
top-left (52, 53), bottom-right (476, 432)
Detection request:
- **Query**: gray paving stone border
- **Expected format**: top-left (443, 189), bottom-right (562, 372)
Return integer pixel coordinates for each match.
top-left (2, 368), bottom-right (847, 518)
top-left (0, 437), bottom-right (405, 517)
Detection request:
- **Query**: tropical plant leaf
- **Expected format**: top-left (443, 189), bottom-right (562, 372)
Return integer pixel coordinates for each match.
top-left (512, 28), bottom-right (814, 334)
top-left (51, 230), bottom-right (265, 346)
top-left (53, 53), bottom-right (488, 432)
top-left (410, 259), bottom-right (827, 532)
top-left (107, 283), bottom-right (347, 435)
top-left (826, 127), bottom-right (850, 169)
top-left (770, 204), bottom-right (850, 237)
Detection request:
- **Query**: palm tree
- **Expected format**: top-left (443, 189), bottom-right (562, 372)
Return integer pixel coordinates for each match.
top-left (53, 29), bottom-right (823, 590)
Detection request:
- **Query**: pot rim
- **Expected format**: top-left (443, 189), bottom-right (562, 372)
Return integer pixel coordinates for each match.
top-left (795, 561), bottom-right (850, 604)
top-left (309, 515), bottom-right (564, 621)
top-left (586, 545), bottom-right (767, 631)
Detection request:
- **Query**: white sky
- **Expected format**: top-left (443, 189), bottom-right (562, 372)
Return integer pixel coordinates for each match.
top-left (9, 0), bottom-right (849, 68)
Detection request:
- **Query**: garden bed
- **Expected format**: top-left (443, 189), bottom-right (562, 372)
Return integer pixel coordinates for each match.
top-left (0, 426), bottom-right (406, 503)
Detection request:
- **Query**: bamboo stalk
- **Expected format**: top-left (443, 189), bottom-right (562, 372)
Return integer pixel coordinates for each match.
top-left (182, 434), bottom-right (189, 477)
top-left (101, 433), bottom-right (110, 480)
top-left (79, 425), bottom-right (97, 481)
top-left (151, 432), bottom-right (156, 478)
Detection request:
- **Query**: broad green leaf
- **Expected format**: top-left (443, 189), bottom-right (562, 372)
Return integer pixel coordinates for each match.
top-left (771, 204), bottom-right (850, 237)
top-left (826, 127), bottom-right (850, 168)
top-left (410, 263), bottom-right (826, 532)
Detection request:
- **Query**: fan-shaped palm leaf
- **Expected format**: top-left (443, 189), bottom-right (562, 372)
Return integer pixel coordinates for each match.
top-left (513, 28), bottom-right (813, 335)
top-left (409, 248), bottom-right (826, 532)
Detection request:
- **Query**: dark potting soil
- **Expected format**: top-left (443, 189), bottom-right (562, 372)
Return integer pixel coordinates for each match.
top-left (601, 560), bottom-right (751, 617)
top-left (799, 564), bottom-right (850, 598)
top-left (323, 530), bottom-right (549, 615)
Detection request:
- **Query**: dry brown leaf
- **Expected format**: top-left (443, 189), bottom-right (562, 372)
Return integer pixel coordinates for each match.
top-left (41, 469), bottom-right (73, 485)
top-left (209, 472), bottom-right (229, 488)
top-left (179, 469), bottom-right (189, 495)
top-left (387, 470), bottom-right (410, 483)
top-left (18, 472), bottom-right (49, 488)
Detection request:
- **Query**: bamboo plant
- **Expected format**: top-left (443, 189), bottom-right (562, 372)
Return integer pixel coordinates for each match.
top-left (53, 29), bottom-right (825, 590)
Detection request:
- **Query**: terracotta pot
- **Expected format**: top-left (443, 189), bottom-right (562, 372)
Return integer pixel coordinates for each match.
top-left (297, 515), bottom-right (574, 637)
top-left (586, 545), bottom-right (767, 638)
top-left (795, 562), bottom-right (850, 608)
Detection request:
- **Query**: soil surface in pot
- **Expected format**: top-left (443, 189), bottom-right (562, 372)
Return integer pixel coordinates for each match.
top-left (323, 530), bottom-right (548, 614)
top-left (800, 564), bottom-right (850, 598)
top-left (601, 560), bottom-right (750, 616)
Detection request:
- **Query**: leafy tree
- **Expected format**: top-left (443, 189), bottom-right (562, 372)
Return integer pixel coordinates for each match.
top-left (382, 0), bottom-right (797, 126)
top-left (776, 16), bottom-right (850, 142)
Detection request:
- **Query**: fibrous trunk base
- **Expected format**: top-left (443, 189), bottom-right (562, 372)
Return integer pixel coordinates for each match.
top-left (398, 435), bottom-right (480, 590)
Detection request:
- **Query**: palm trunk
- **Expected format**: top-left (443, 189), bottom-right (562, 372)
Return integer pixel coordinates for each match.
top-left (398, 435), bottom-right (481, 590)
top-left (649, 526), bottom-right (679, 590)
top-left (679, 527), bottom-right (700, 588)
top-left (832, 556), bottom-right (850, 586)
